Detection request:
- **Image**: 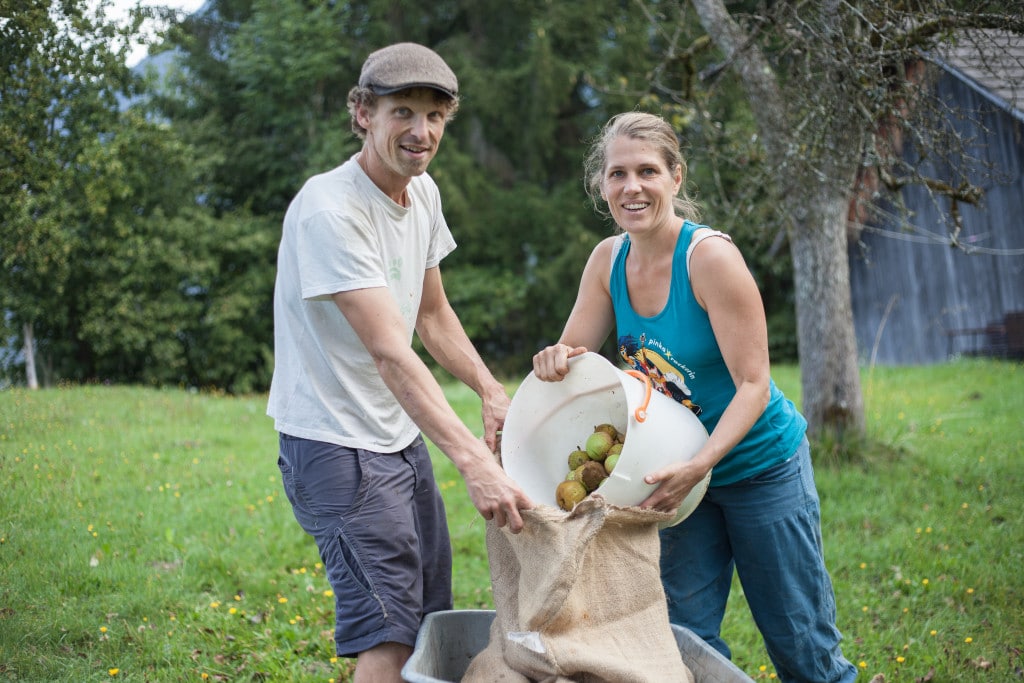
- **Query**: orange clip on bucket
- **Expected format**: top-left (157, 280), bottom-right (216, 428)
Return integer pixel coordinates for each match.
top-left (625, 369), bottom-right (651, 422)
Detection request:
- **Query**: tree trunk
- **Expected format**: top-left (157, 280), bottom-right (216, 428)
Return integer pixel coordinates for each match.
top-left (789, 193), bottom-right (865, 440)
top-left (23, 321), bottom-right (39, 390)
top-left (689, 0), bottom-right (866, 440)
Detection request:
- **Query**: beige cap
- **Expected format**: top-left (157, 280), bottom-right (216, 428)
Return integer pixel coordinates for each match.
top-left (358, 42), bottom-right (458, 99)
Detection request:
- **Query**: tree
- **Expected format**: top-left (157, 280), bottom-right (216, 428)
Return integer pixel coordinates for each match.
top-left (1, 0), bottom-right (274, 391)
top-left (0, 0), bottom-right (145, 387)
top-left (635, 0), bottom-right (1024, 440)
top-left (63, 114), bottom-right (276, 392)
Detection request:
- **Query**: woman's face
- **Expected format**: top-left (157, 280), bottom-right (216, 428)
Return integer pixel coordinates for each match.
top-left (600, 135), bottom-right (682, 236)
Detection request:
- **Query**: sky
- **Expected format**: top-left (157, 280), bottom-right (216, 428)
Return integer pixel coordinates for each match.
top-left (102, 0), bottom-right (207, 66)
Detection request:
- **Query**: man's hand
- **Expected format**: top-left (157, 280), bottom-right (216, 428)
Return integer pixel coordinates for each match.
top-left (459, 449), bottom-right (533, 533)
top-left (480, 389), bottom-right (510, 454)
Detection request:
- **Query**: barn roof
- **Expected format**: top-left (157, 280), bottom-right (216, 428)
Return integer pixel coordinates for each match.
top-left (932, 29), bottom-right (1024, 120)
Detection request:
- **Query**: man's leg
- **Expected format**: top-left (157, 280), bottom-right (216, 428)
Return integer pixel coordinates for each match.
top-left (353, 642), bottom-right (413, 683)
top-left (277, 435), bottom-right (440, 666)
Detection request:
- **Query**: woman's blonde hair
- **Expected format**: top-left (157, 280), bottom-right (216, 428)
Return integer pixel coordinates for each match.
top-left (583, 111), bottom-right (700, 223)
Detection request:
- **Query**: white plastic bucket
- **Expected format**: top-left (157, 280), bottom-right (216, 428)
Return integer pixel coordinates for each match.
top-left (502, 352), bottom-right (711, 527)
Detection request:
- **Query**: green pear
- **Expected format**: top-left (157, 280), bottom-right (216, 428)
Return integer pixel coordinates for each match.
top-left (604, 452), bottom-right (620, 475)
top-left (593, 423), bottom-right (620, 442)
top-left (568, 448), bottom-right (590, 471)
top-left (585, 430), bottom-right (613, 462)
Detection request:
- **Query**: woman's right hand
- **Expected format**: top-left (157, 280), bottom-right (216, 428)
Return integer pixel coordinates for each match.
top-left (532, 343), bottom-right (588, 381)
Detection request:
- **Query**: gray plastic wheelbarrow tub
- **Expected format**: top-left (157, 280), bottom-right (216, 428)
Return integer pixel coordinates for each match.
top-left (401, 609), bottom-right (753, 682)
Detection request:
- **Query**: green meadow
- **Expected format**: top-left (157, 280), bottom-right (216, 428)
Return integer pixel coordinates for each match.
top-left (1, 359), bottom-right (1021, 681)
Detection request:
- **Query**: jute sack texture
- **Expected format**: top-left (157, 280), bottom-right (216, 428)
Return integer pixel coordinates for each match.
top-left (463, 497), bottom-right (694, 683)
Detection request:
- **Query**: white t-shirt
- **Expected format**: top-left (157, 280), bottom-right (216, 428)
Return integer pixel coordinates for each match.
top-left (267, 155), bottom-right (457, 451)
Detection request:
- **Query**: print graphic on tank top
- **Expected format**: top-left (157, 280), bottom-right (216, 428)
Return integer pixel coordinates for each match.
top-left (618, 332), bottom-right (702, 417)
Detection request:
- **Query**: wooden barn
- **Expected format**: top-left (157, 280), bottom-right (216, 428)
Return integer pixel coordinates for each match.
top-left (848, 29), bottom-right (1024, 364)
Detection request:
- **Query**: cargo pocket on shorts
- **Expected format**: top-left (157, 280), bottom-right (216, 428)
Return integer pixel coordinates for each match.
top-left (325, 525), bottom-right (387, 638)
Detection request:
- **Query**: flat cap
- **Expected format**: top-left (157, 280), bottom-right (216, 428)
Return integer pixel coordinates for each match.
top-left (358, 42), bottom-right (458, 99)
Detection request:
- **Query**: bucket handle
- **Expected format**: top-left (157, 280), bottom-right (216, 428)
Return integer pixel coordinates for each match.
top-left (624, 370), bottom-right (652, 423)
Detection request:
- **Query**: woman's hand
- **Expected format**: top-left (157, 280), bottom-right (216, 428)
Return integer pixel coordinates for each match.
top-left (532, 343), bottom-right (588, 381)
top-left (638, 459), bottom-right (712, 515)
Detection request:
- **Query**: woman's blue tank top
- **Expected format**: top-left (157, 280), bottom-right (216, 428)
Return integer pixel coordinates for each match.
top-left (609, 221), bottom-right (807, 486)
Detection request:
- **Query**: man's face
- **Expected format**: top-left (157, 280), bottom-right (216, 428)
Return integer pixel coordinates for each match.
top-left (358, 88), bottom-right (450, 182)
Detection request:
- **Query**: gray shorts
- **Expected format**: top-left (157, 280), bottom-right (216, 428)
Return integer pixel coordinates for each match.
top-left (277, 433), bottom-right (453, 657)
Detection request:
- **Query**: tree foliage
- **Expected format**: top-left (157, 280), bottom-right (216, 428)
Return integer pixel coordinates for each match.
top-left (1, 0), bottom-right (274, 391)
top-left (157, 0), bottom-right (664, 377)
top-left (6, 0), bottom-right (1019, 419)
top-left (1, 0), bottom-right (141, 387)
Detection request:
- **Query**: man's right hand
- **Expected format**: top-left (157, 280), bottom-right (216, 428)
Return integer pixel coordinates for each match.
top-left (459, 449), bottom-right (532, 533)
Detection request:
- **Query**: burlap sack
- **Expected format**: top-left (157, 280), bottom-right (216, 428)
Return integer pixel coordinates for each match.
top-left (463, 497), bottom-right (694, 683)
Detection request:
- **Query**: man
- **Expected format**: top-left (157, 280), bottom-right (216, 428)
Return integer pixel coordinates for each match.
top-left (267, 42), bottom-right (532, 683)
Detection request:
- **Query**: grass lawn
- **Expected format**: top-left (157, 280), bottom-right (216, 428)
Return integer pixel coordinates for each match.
top-left (1, 358), bottom-right (1021, 681)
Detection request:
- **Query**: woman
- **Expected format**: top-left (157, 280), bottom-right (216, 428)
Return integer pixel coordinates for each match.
top-left (532, 112), bottom-right (857, 683)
